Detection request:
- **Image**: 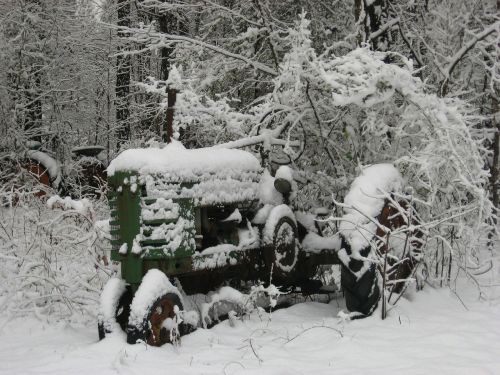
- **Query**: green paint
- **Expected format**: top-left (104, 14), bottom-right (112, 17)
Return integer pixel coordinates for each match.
top-left (108, 172), bottom-right (196, 287)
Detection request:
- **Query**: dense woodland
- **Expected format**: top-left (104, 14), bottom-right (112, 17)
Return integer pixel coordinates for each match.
top-left (0, 0), bottom-right (499, 321)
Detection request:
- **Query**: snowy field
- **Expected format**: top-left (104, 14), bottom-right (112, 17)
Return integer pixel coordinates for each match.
top-left (1, 286), bottom-right (499, 375)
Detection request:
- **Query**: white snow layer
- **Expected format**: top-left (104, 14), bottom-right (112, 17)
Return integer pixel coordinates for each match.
top-left (118, 243), bottom-right (128, 254)
top-left (94, 218), bottom-right (111, 241)
top-left (222, 208), bottom-right (242, 223)
top-left (192, 244), bottom-right (239, 270)
top-left (47, 195), bottom-right (95, 220)
top-left (258, 170), bottom-right (284, 205)
top-left (98, 278), bottom-right (126, 333)
top-left (27, 150), bottom-right (62, 188)
top-left (339, 164), bottom-right (403, 256)
top-left (141, 198), bottom-right (179, 221)
top-left (302, 232), bottom-right (342, 253)
top-left (128, 269), bottom-right (182, 328)
top-left (192, 225), bottom-right (259, 270)
top-left (166, 65), bottom-right (182, 90)
top-left (274, 165), bottom-right (293, 183)
top-left (252, 204), bottom-right (274, 225)
top-left (141, 170), bottom-right (261, 206)
top-left (295, 211), bottom-right (319, 233)
top-left (263, 204), bottom-right (296, 245)
top-left (107, 140), bottom-right (261, 179)
top-left (2, 286), bottom-right (499, 374)
top-left (200, 286), bottom-right (246, 328)
top-left (274, 165), bottom-right (297, 199)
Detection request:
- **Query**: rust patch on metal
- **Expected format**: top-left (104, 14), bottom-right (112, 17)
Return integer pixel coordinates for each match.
top-left (376, 200), bottom-right (424, 293)
top-left (147, 294), bottom-right (179, 346)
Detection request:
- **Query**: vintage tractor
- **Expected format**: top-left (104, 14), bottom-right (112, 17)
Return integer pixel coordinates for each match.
top-left (97, 140), bottom-right (346, 346)
top-left (97, 136), bottom-right (421, 346)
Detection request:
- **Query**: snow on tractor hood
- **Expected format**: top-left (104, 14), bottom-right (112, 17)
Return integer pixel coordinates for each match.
top-left (107, 140), bottom-right (262, 180)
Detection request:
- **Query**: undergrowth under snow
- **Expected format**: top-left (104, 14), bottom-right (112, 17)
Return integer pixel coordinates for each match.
top-left (0, 196), bottom-right (112, 325)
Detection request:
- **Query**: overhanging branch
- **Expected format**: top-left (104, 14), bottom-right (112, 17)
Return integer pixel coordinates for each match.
top-left (114, 25), bottom-right (278, 77)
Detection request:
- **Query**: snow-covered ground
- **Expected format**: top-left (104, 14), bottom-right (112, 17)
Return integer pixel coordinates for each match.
top-left (1, 286), bottom-right (499, 375)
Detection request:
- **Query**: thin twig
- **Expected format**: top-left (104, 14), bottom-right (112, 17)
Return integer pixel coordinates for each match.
top-left (284, 325), bottom-right (343, 346)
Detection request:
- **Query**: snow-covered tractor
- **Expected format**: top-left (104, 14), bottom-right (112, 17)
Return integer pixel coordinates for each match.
top-left (98, 140), bottom-right (351, 346)
top-left (98, 141), bottom-right (417, 346)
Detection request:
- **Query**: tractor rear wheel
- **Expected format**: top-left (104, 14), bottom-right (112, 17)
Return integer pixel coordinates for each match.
top-left (341, 262), bottom-right (380, 317)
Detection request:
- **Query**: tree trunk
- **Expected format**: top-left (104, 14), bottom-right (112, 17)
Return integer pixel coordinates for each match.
top-left (115, 0), bottom-right (131, 147)
top-left (158, 9), bottom-right (175, 82)
top-left (491, 97), bottom-right (499, 210)
top-left (492, 0), bottom-right (500, 210)
top-left (354, 0), bottom-right (389, 50)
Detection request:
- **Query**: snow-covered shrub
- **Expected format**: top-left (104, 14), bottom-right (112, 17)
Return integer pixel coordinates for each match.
top-left (0, 190), bottom-right (113, 324)
top-left (271, 17), bottom-right (498, 301)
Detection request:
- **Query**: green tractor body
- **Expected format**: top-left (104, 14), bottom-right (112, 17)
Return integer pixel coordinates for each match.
top-left (100, 141), bottom-right (341, 345)
top-left (107, 166), bottom-right (272, 294)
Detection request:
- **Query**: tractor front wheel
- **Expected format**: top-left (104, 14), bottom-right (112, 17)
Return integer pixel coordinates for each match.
top-left (98, 278), bottom-right (132, 340)
top-left (127, 292), bottom-right (192, 346)
top-left (147, 293), bottom-right (183, 346)
top-left (126, 269), bottom-right (194, 346)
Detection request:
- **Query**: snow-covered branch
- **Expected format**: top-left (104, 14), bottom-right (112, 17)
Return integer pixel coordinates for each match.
top-left (116, 26), bottom-right (279, 77)
top-left (441, 21), bottom-right (500, 93)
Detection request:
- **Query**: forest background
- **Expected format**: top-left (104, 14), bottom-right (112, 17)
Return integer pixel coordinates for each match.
top-left (0, 0), bottom-right (499, 323)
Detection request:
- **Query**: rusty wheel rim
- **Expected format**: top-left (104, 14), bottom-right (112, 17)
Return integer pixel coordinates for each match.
top-left (274, 220), bottom-right (297, 271)
top-left (147, 295), bottom-right (178, 346)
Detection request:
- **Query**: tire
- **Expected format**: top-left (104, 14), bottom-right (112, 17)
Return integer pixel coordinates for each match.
top-left (340, 262), bottom-right (380, 317)
top-left (265, 214), bottom-right (299, 282)
top-left (115, 288), bottom-right (133, 331)
top-left (98, 278), bottom-right (132, 340)
top-left (127, 292), bottom-right (185, 346)
top-left (126, 269), bottom-right (195, 346)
